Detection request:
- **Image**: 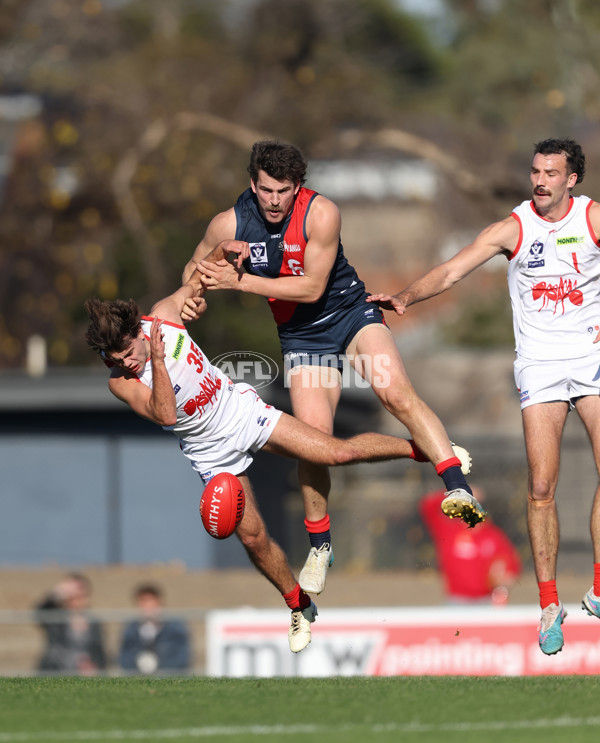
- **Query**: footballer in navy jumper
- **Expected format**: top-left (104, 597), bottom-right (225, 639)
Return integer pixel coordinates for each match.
top-left (182, 139), bottom-right (481, 596)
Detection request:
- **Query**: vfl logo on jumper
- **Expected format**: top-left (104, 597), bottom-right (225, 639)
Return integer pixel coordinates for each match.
top-left (532, 278), bottom-right (583, 314)
top-left (249, 242), bottom-right (268, 267)
top-left (211, 352), bottom-right (279, 389)
top-left (528, 239), bottom-right (545, 268)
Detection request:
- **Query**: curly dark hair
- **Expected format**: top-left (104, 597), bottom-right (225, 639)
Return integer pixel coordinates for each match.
top-left (247, 140), bottom-right (307, 185)
top-left (534, 138), bottom-right (586, 183)
top-left (84, 296), bottom-right (141, 357)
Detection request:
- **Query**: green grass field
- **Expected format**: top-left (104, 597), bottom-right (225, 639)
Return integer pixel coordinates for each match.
top-left (1, 676), bottom-right (600, 743)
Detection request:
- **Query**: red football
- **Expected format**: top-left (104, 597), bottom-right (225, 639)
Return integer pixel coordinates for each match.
top-left (199, 472), bottom-right (245, 540)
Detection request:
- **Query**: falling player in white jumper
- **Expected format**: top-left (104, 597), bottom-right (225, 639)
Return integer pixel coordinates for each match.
top-left (85, 270), bottom-right (471, 654)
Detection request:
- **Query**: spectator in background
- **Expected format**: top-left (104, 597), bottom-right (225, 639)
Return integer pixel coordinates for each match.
top-left (119, 584), bottom-right (191, 675)
top-left (35, 573), bottom-right (107, 675)
top-left (420, 488), bottom-right (522, 605)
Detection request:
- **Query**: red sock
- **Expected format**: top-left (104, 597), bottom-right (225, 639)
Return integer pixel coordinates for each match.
top-left (435, 457), bottom-right (462, 475)
top-left (304, 515), bottom-right (330, 533)
top-left (593, 564), bottom-right (600, 596)
top-left (408, 439), bottom-right (427, 462)
top-left (538, 579), bottom-right (559, 609)
top-left (283, 583), bottom-right (311, 611)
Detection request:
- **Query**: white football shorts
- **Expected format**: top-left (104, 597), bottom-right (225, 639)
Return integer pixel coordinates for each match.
top-left (180, 383), bottom-right (282, 483)
top-left (514, 353), bottom-right (600, 410)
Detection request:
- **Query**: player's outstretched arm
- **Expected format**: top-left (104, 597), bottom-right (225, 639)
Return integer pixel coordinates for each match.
top-left (155, 270), bottom-right (208, 326)
top-left (367, 216), bottom-right (519, 313)
top-left (181, 210), bottom-right (237, 321)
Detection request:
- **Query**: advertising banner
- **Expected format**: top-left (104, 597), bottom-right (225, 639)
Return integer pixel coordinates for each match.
top-left (206, 605), bottom-right (600, 677)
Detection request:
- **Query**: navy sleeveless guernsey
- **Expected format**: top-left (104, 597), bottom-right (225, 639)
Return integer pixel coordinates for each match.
top-left (236, 187), bottom-right (367, 333)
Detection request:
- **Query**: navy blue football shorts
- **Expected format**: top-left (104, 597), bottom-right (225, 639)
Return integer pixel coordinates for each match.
top-left (279, 300), bottom-right (386, 371)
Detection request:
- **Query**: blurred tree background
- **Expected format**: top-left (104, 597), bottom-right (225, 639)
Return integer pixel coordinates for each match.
top-left (1, 0), bottom-right (600, 368)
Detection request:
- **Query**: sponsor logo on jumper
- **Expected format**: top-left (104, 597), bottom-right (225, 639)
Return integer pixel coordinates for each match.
top-left (183, 373), bottom-right (222, 416)
top-left (173, 384), bottom-right (181, 395)
top-left (531, 278), bottom-right (583, 313)
top-left (172, 333), bottom-right (185, 360)
top-left (211, 351), bottom-right (279, 389)
top-left (520, 389), bottom-right (530, 404)
top-left (556, 236), bottom-right (584, 245)
top-left (284, 243), bottom-right (302, 252)
top-left (528, 239), bottom-right (545, 269)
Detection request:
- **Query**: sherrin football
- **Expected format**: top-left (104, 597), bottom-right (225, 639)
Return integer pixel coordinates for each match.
top-left (199, 472), bottom-right (245, 539)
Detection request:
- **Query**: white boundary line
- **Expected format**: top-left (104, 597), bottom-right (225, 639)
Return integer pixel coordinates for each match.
top-left (2, 717), bottom-right (600, 741)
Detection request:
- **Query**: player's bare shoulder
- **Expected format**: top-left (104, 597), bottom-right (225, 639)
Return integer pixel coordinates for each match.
top-left (207, 207), bottom-right (237, 237)
top-left (479, 214), bottom-right (521, 257)
top-left (306, 193), bottom-right (341, 242)
top-left (190, 208), bottom-right (237, 263)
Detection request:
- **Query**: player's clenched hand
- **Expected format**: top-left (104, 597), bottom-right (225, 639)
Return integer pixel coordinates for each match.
top-left (365, 293), bottom-right (407, 316)
top-left (198, 258), bottom-right (243, 291)
top-left (181, 295), bottom-right (207, 322)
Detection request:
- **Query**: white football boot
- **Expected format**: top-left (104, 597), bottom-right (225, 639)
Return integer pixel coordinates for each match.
top-left (441, 488), bottom-right (486, 528)
top-left (288, 600), bottom-right (318, 653)
top-left (298, 543), bottom-right (334, 595)
top-left (451, 442), bottom-right (472, 475)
